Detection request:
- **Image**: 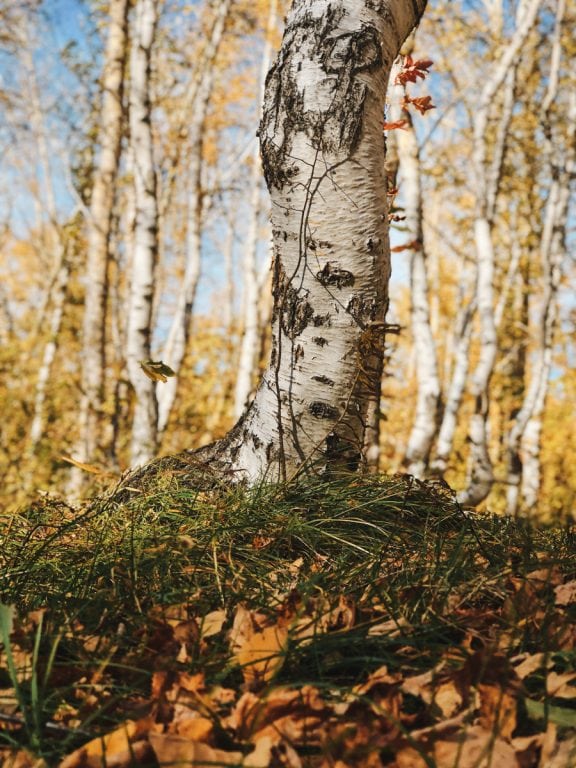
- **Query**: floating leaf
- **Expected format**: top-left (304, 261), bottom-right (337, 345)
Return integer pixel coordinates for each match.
top-left (139, 359), bottom-right (176, 382)
top-left (60, 455), bottom-right (113, 475)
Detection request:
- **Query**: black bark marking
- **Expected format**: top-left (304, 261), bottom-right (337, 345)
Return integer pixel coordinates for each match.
top-left (274, 258), bottom-right (314, 338)
top-left (260, 9), bottom-right (383, 188)
top-left (317, 262), bottom-right (355, 288)
top-left (313, 336), bottom-right (328, 346)
top-left (347, 294), bottom-right (379, 324)
top-left (309, 401), bottom-right (339, 420)
top-left (312, 374), bottom-right (335, 387)
top-left (313, 313), bottom-right (331, 327)
top-left (322, 27), bottom-right (382, 75)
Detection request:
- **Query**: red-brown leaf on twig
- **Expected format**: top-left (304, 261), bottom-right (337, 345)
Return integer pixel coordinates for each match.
top-left (395, 54), bottom-right (434, 85)
top-left (382, 119), bottom-right (408, 131)
top-left (405, 95), bottom-right (436, 114)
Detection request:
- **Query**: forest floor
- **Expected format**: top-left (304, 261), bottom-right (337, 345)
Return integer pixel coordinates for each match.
top-left (0, 472), bottom-right (575, 767)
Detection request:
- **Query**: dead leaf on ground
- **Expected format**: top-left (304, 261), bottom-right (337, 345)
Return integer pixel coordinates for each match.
top-left (396, 725), bottom-right (520, 768)
top-left (511, 652), bottom-right (548, 679)
top-left (200, 609), bottom-right (227, 638)
top-left (148, 732), bottom-right (243, 766)
top-left (477, 683), bottom-right (517, 740)
top-left (59, 719), bottom-right (153, 768)
top-left (244, 735), bottom-right (302, 767)
top-left (230, 685), bottom-right (328, 741)
top-left (546, 670), bottom-right (576, 699)
top-left (554, 580), bottom-right (576, 606)
top-left (230, 606), bottom-right (288, 688)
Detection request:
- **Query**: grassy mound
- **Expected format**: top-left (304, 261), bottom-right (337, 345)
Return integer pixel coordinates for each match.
top-left (0, 473), bottom-right (575, 766)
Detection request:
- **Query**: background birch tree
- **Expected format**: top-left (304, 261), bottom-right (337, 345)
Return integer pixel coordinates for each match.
top-left (126, 0), bottom-right (161, 466)
top-left (76, 0), bottom-right (129, 471)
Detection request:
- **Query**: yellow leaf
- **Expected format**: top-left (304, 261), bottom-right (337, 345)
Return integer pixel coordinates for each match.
top-left (200, 609), bottom-right (227, 639)
top-left (60, 455), bottom-right (114, 476)
top-left (235, 624), bottom-right (288, 688)
top-left (59, 719), bottom-right (153, 768)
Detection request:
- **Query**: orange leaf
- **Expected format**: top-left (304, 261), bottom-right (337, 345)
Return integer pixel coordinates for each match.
top-left (382, 119), bottom-right (408, 131)
top-left (235, 624), bottom-right (288, 688)
top-left (59, 719), bottom-right (153, 768)
top-left (406, 95), bottom-right (436, 114)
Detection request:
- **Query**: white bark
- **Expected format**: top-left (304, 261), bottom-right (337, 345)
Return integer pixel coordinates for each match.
top-left (195, 0), bottom-right (428, 483)
top-left (507, 1), bottom-right (573, 514)
top-left (157, 0), bottom-right (232, 435)
top-left (126, 0), bottom-right (160, 466)
top-left (389, 61), bottom-right (440, 479)
top-left (28, 253), bottom-right (69, 452)
top-left (233, 0), bottom-right (277, 421)
top-left (458, 0), bottom-right (541, 507)
top-left (430, 298), bottom-right (475, 476)
top-left (77, 0), bottom-right (129, 465)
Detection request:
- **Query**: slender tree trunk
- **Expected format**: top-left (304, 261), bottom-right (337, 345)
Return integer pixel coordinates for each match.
top-left (389, 58), bottom-right (440, 479)
top-left (507, 3), bottom-right (573, 514)
top-left (27, 251), bottom-right (70, 454)
top-left (76, 0), bottom-right (129, 467)
top-left (458, 0), bottom-right (541, 507)
top-left (233, 0), bottom-right (277, 421)
top-left (193, 0), bottom-right (428, 483)
top-left (126, 0), bottom-right (160, 466)
top-left (157, 0), bottom-right (232, 436)
top-left (430, 298), bottom-right (475, 476)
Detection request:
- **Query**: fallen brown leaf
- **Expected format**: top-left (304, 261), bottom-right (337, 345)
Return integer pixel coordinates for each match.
top-left (546, 670), bottom-right (576, 699)
top-left (149, 732), bottom-right (243, 766)
top-left (59, 719), bottom-right (153, 768)
top-left (554, 580), bottom-right (576, 607)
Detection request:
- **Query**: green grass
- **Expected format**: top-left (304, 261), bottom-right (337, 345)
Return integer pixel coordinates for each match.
top-left (0, 472), bottom-right (574, 765)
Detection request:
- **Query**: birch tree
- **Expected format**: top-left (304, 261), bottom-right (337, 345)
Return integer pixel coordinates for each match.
top-left (506, 0), bottom-right (575, 514)
top-left (232, 0), bottom-right (278, 421)
top-left (388, 54), bottom-right (440, 479)
top-left (126, 0), bottom-right (160, 466)
top-left (188, 0), bottom-right (428, 483)
top-left (157, 0), bottom-right (232, 435)
top-left (458, 0), bottom-right (541, 507)
top-left (77, 0), bottom-right (129, 467)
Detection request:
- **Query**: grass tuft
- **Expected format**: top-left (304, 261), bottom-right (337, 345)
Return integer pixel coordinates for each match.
top-left (0, 472), bottom-right (574, 765)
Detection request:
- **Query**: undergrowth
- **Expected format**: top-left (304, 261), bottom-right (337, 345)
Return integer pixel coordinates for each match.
top-left (0, 473), bottom-right (575, 766)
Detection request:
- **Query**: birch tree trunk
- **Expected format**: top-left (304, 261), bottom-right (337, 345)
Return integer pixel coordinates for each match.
top-left (458, 0), bottom-right (541, 507)
top-left (27, 252), bottom-right (70, 455)
top-left (77, 0), bottom-right (129, 466)
top-left (389, 58), bottom-right (440, 479)
top-left (157, 0), bottom-right (232, 436)
top-left (126, 0), bottom-right (160, 466)
top-left (506, 1), bottom-right (574, 514)
top-left (430, 298), bottom-right (475, 476)
top-left (233, 0), bottom-right (277, 421)
top-left (193, 0), bottom-right (428, 483)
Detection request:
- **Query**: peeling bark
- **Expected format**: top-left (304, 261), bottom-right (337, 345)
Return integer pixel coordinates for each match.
top-left (190, 0), bottom-right (428, 483)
